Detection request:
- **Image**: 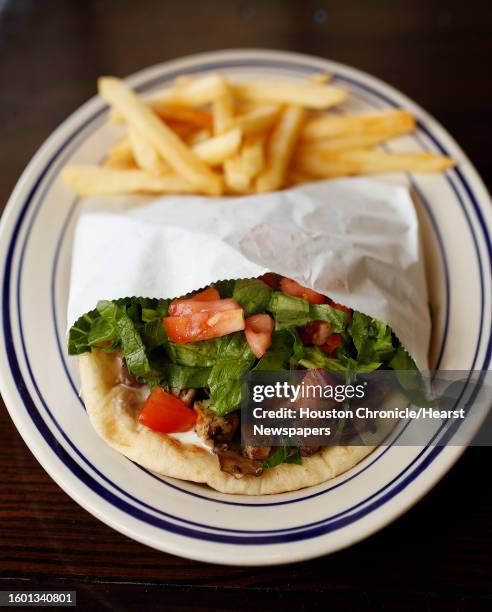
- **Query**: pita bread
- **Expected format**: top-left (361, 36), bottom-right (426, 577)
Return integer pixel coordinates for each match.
top-left (79, 349), bottom-right (374, 495)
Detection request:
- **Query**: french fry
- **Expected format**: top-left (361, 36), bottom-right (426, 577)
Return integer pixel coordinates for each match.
top-left (165, 122), bottom-right (198, 142)
top-left (110, 103), bottom-right (212, 128)
top-left (62, 165), bottom-right (195, 196)
top-left (241, 134), bottom-right (265, 178)
top-left (293, 149), bottom-right (455, 178)
top-left (301, 110), bottom-right (415, 142)
top-left (256, 106), bottom-right (305, 193)
top-left (212, 76), bottom-right (235, 135)
top-left (103, 138), bottom-right (135, 169)
top-left (187, 128), bottom-right (212, 146)
top-left (295, 122), bottom-right (415, 155)
top-left (127, 125), bottom-right (171, 176)
top-left (192, 127), bottom-right (242, 166)
top-left (224, 134), bottom-right (265, 192)
top-left (232, 80), bottom-right (347, 109)
top-left (234, 104), bottom-right (280, 135)
top-left (149, 73), bottom-right (229, 106)
top-left (150, 102), bottom-right (212, 128)
top-left (223, 158), bottom-right (251, 193)
top-left (98, 77), bottom-right (223, 195)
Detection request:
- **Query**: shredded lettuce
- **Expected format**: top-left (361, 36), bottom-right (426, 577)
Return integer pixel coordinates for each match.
top-left (97, 300), bottom-right (151, 377)
top-left (267, 291), bottom-right (349, 332)
top-left (212, 279), bottom-right (235, 298)
top-left (208, 333), bottom-right (256, 415)
top-left (262, 447), bottom-right (302, 468)
top-left (299, 346), bottom-right (381, 372)
top-left (267, 291), bottom-right (311, 330)
top-left (68, 310), bottom-right (102, 355)
top-left (255, 330), bottom-right (295, 371)
top-left (309, 303), bottom-right (349, 333)
top-left (351, 311), bottom-right (394, 364)
top-left (233, 278), bottom-right (272, 316)
top-left (208, 358), bottom-right (255, 416)
top-left (161, 364), bottom-right (211, 389)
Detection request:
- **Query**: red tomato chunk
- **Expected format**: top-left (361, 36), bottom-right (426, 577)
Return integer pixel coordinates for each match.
top-left (139, 387), bottom-right (196, 433)
top-left (163, 308), bottom-right (245, 344)
top-left (244, 314), bottom-right (274, 358)
top-left (279, 277), bottom-right (326, 304)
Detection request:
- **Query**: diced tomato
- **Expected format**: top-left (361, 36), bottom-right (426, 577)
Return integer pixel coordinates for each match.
top-left (163, 308), bottom-right (245, 344)
top-left (327, 298), bottom-right (352, 319)
top-left (321, 333), bottom-right (342, 356)
top-left (259, 272), bottom-right (280, 289)
top-left (279, 277), bottom-right (326, 304)
top-left (190, 287), bottom-right (220, 301)
top-left (244, 314), bottom-right (274, 358)
top-left (138, 387), bottom-right (196, 433)
top-left (300, 320), bottom-right (332, 346)
top-left (169, 297), bottom-right (239, 316)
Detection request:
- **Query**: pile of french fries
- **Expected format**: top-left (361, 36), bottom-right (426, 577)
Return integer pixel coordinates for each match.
top-left (63, 72), bottom-right (454, 197)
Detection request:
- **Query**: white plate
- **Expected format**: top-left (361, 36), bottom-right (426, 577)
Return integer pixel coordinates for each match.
top-left (0, 49), bottom-right (491, 566)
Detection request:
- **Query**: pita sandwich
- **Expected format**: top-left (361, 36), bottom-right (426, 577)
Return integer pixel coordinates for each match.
top-left (70, 276), bottom-right (416, 495)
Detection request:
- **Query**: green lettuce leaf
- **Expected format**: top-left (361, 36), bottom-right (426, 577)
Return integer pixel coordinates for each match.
top-left (351, 311), bottom-right (395, 363)
top-left (68, 310), bottom-right (100, 355)
top-left (233, 278), bottom-right (272, 316)
top-left (161, 364), bottom-right (211, 389)
top-left (267, 291), bottom-right (311, 330)
top-left (267, 291), bottom-right (349, 332)
top-left (97, 300), bottom-right (151, 377)
top-left (141, 318), bottom-right (168, 351)
top-left (212, 279), bottom-right (235, 298)
top-left (299, 346), bottom-right (381, 372)
top-left (208, 358), bottom-right (254, 416)
top-left (208, 333), bottom-right (256, 415)
top-left (262, 447), bottom-right (302, 469)
top-left (309, 303), bottom-right (349, 333)
top-left (255, 330), bottom-right (294, 370)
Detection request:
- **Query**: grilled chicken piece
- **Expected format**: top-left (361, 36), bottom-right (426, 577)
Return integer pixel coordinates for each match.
top-left (171, 388), bottom-right (197, 407)
top-left (217, 449), bottom-right (263, 478)
top-left (194, 402), bottom-right (239, 445)
top-left (243, 445), bottom-right (271, 461)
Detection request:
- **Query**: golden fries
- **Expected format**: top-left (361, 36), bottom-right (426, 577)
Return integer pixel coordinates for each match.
top-left (192, 128), bottom-right (242, 166)
top-left (127, 126), bottom-right (170, 176)
top-left (295, 120), bottom-right (415, 155)
top-left (232, 80), bottom-right (347, 109)
top-left (234, 105), bottom-right (280, 135)
top-left (150, 73), bottom-right (229, 106)
top-left (98, 77), bottom-right (222, 195)
top-left (62, 165), bottom-right (195, 196)
top-left (111, 103), bottom-right (212, 128)
top-left (224, 134), bottom-right (265, 192)
top-left (256, 106), bottom-right (305, 193)
top-left (212, 76), bottom-right (235, 135)
top-left (62, 71), bottom-right (454, 198)
top-left (104, 138), bottom-right (135, 169)
top-left (293, 149), bottom-right (455, 178)
top-left (301, 110), bottom-right (415, 142)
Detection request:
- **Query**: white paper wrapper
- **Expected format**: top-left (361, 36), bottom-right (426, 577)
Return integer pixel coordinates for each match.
top-left (68, 177), bottom-right (430, 370)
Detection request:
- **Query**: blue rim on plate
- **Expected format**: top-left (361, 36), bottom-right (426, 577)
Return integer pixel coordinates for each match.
top-left (1, 51), bottom-right (491, 558)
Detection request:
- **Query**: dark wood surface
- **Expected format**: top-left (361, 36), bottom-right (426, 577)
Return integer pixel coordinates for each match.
top-left (1, 1), bottom-right (491, 610)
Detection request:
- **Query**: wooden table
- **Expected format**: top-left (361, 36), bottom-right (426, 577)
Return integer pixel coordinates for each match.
top-left (1, 1), bottom-right (491, 609)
